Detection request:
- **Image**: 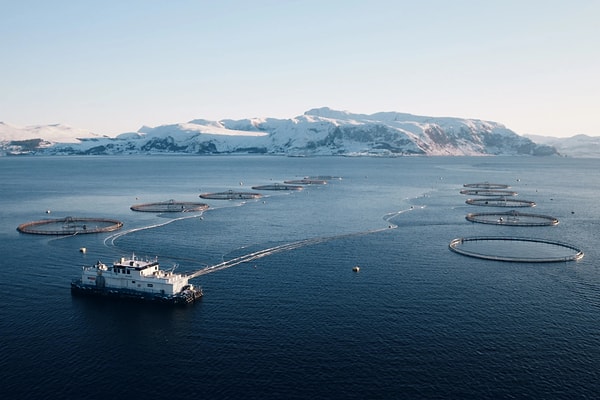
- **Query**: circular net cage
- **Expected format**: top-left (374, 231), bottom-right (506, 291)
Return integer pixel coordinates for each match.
top-left (251, 183), bottom-right (304, 191)
top-left (460, 189), bottom-right (517, 197)
top-left (449, 236), bottom-right (584, 263)
top-left (200, 190), bottom-right (263, 200)
top-left (306, 175), bottom-right (342, 181)
top-left (463, 182), bottom-right (510, 189)
top-left (466, 197), bottom-right (536, 208)
top-left (283, 179), bottom-right (327, 185)
top-left (17, 217), bottom-right (123, 235)
top-left (466, 210), bottom-right (559, 226)
top-left (131, 200), bottom-right (209, 212)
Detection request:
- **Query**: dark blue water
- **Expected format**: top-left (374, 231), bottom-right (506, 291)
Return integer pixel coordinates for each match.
top-left (1, 155), bottom-right (599, 399)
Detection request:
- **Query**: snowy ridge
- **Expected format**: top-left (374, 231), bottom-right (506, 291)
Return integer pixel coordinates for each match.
top-left (0, 108), bottom-right (557, 156)
top-left (525, 134), bottom-right (600, 158)
top-left (0, 121), bottom-right (103, 143)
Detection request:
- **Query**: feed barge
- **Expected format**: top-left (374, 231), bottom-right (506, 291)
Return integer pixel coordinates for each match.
top-left (71, 254), bottom-right (202, 305)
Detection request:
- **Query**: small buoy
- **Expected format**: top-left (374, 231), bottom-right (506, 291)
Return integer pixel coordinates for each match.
top-left (46, 210), bottom-right (51, 214)
top-left (352, 266), bottom-right (360, 272)
top-left (79, 247), bottom-right (87, 254)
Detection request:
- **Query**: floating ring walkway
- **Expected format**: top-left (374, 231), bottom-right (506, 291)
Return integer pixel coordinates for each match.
top-left (283, 179), bottom-right (327, 185)
top-left (306, 175), bottom-right (342, 181)
top-left (200, 190), bottom-right (262, 200)
top-left (251, 183), bottom-right (304, 191)
top-left (17, 217), bottom-right (123, 235)
top-left (463, 182), bottom-right (510, 189)
top-left (130, 200), bottom-right (209, 212)
top-left (466, 197), bottom-right (536, 208)
top-left (460, 189), bottom-right (517, 197)
top-left (466, 210), bottom-right (559, 226)
top-left (449, 236), bottom-right (584, 263)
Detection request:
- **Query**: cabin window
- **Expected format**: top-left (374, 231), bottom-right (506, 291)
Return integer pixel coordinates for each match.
top-left (147, 283), bottom-right (153, 287)
top-left (126, 270), bottom-right (130, 274)
top-left (132, 280), bottom-right (136, 284)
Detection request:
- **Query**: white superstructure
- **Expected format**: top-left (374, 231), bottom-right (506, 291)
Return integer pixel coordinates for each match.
top-left (72, 253), bottom-right (202, 304)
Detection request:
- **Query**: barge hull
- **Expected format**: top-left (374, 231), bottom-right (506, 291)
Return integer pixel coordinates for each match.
top-left (70, 281), bottom-right (202, 305)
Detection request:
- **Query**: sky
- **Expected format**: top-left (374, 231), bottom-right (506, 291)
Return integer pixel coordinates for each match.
top-left (1, 0), bottom-right (598, 138)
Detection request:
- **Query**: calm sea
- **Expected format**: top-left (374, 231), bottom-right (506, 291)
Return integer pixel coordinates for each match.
top-left (1, 155), bottom-right (599, 399)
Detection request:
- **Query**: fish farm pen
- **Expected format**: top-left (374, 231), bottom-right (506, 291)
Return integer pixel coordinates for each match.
top-left (200, 190), bottom-right (263, 200)
top-left (306, 175), bottom-right (342, 180)
top-left (466, 210), bottom-right (559, 226)
top-left (449, 236), bottom-right (584, 263)
top-left (466, 197), bottom-right (536, 207)
top-left (453, 181), bottom-right (582, 262)
top-left (460, 189), bottom-right (518, 197)
top-left (130, 200), bottom-right (209, 212)
top-left (463, 182), bottom-right (510, 189)
top-left (251, 183), bottom-right (304, 191)
top-left (283, 179), bottom-right (327, 185)
top-left (17, 217), bottom-right (123, 235)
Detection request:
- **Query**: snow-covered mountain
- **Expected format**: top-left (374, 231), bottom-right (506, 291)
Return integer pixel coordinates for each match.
top-left (525, 134), bottom-right (600, 158)
top-left (1, 108), bottom-right (557, 156)
top-left (0, 122), bottom-right (107, 155)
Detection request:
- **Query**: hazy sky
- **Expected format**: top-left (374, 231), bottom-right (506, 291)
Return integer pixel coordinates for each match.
top-left (1, 0), bottom-right (598, 137)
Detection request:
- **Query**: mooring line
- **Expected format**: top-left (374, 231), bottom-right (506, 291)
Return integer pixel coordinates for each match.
top-left (103, 204), bottom-right (420, 278)
top-left (188, 224), bottom-right (396, 279)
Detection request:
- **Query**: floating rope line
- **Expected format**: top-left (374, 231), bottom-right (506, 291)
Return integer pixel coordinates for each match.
top-left (188, 225), bottom-right (396, 279)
